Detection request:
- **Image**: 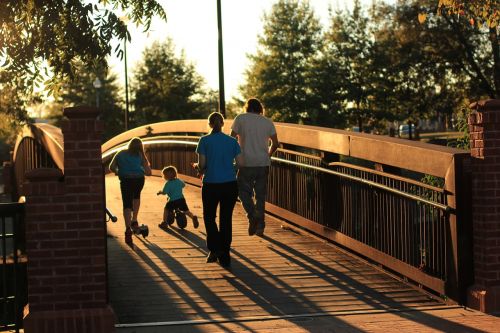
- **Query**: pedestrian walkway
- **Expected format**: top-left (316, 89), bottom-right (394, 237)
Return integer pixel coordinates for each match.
top-left (105, 174), bottom-right (500, 332)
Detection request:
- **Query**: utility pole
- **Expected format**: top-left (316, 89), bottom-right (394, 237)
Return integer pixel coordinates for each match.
top-left (216, 0), bottom-right (226, 117)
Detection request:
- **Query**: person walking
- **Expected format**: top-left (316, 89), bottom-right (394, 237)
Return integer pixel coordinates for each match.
top-left (194, 112), bottom-right (243, 268)
top-left (231, 98), bottom-right (279, 236)
top-left (109, 137), bottom-right (152, 247)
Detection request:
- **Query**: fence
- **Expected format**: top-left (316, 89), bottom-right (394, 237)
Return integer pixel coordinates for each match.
top-left (0, 202), bottom-right (26, 332)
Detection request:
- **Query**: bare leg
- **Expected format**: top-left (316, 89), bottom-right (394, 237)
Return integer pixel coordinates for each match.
top-left (184, 210), bottom-right (199, 228)
top-left (123, 208), bottom-right (132, 228)
top-left (163, 208), bottom-right (168, 223)
top-left (132, 199), bottom-right (140, 222)
top-left (185, 210), bottom-right (195, 219)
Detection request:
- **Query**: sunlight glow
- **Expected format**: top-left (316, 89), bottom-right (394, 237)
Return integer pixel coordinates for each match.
top-left (108, 1), bottom-right (393, 101)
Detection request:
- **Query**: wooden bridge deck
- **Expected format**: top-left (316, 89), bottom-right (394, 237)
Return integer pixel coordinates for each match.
top-left (105, 174), bottom-right (500, 332)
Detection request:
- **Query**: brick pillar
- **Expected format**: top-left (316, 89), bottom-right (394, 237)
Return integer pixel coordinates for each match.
top-left (467, 99), bottom-right (500, 314)
top-left (22, 107), bottom-right (115, 332)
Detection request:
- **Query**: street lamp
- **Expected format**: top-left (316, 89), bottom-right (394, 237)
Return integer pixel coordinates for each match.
top-left (92, 77), bottom-right (102, 108)
top-left (124, 35), bottom-right (130, 131)
top-left (120, 16), bottom-right (130, 131)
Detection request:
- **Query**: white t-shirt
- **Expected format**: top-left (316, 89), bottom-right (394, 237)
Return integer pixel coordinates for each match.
top-left (231, 112), bottom-right (277, 167)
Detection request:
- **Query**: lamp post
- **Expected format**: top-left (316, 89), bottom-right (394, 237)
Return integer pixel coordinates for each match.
top-left (124, 35), bottom-right (130, 131)
top-left (120, 16), bottom-right (130, 131)
top-left (216, 0), bottom-right (226, 117)
top-left (92, 77), bottom-right (102, 108)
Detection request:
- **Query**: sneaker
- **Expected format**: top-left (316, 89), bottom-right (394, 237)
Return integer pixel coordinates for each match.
top-left (192, 216), bottom-right (199, 229)
top-left (248, 217), bottom-right (258, 236)
top-left (159, 221), bottom-right (169, 229)
top-left (206, 251), bottom-right (218, 263)
top-left (125, 229), bottom-right (133, 247)
top-left (218, 251), bottom-right (231, 268)
top-left (255, 220), bottom-right (265, 236)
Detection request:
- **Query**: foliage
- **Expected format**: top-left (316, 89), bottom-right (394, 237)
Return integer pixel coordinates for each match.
top-left (447, 102), bottom-right (472, 149)
top-left (0, 1), bottom-right (165, 90)
top-left (0, 112), bottom-right (23, 163)
top-left (44, 61), bottom-right (125, 141)
top-left (436, 0), bottom-right (498, 28)
top-left (131, 40), bottom-right (208, 126)
top-left (240, 0), bottom-right (322, 123)
top-left (366, 0), bottom-right (496, 131)
top-left (0, 70), bottom-right (35, 124)
top-left (313, 0), bottom-right (378, 130)
top-left (241, 0), bottom-right (495, 132)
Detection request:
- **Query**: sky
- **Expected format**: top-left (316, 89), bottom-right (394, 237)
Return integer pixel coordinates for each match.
top-left (108, 0), bottom-right (391, 101)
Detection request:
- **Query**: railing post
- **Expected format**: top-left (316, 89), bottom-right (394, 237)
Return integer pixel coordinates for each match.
top-left (467, 99), bottom-right (500, 313)
top-left (22, 106), bottom-right (116, 332)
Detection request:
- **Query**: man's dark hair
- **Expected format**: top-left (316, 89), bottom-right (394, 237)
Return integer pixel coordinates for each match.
top-left (244, 98), bottom-right (264, 114)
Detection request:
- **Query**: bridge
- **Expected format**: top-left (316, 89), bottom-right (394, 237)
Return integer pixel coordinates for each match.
top-left (2, 103), bottom-right (500, 332)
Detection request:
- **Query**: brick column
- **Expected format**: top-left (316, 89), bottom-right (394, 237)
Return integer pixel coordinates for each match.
top-left (467, 99), bottom-right (500, 314)
top-left (22, 107), bottom-right (115, 332)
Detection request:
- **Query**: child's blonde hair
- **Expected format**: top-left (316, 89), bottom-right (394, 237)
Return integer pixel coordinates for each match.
top-left (162, 165), bottom-right (178, 178)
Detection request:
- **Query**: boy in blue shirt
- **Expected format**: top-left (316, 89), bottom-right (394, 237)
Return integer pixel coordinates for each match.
top-left (157, 166), bottom-right (199, 229)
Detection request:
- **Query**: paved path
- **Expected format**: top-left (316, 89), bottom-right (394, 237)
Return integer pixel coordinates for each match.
top-left (105, 174), bottom-right (500, 332)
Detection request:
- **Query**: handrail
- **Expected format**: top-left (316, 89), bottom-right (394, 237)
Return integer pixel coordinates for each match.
top-left (13, 123), bottom-right (64, 172)
top-left (329, 162), bottom-right (446, 194)
top-left (101, 119), bottom-right (469, 179)
top-left (102, 136), bottom-right (451, 212)
top-left (272, 157), bottom-right (452, 213)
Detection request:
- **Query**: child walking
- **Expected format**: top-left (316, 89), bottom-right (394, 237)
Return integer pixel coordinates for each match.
top-left (157, 166), bottom-right (199, 229)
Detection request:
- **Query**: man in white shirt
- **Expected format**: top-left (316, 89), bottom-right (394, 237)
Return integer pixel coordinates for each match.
top-left (231, 98), bottom-right (279, 236)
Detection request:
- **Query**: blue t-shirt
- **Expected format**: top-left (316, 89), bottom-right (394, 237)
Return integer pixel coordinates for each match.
top-left (196, 132), bottom-right (241, 183)
top-left (161, 178), bottom-right (185, 201)
top-left (115, 151), bottom-right (145, 178)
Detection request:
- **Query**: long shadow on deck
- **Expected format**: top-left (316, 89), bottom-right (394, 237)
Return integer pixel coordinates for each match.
top-left (108, 222), bottom-right (484, 332)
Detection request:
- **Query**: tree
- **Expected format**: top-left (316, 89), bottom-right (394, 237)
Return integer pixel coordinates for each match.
top-left (0, 0), bottom-right (165, 121)
top-left (44, 62), bottom-right (125, 141)
top-left (421, 0), bottom-right (499, 98)
top-left (131, 40), bottom-right (208, 126)
top-left (240, 0), bottom-right (322, 123)
top-left (314, 0), bottom-right (378, 131)
top-left (0, 0), bottom-right (165, 82)
top-left (365, 0), bottom-right (495, 136)
top-left (436, 0), bottom-right (498, 28)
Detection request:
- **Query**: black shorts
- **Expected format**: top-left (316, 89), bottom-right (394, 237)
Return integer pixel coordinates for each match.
top-left (119, 177), bottom-right (145, 209)
top-left (166, 198), bottom-right (189, 212)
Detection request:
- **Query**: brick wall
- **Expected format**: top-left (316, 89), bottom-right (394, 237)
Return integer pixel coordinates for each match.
top-left (22, 107), bottom-right (115, 332)
top-left (467, 99), bottom-right (500, 314)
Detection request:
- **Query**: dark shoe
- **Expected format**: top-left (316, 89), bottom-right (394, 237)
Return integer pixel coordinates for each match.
top-left (248, 217), bottom-right (258, 236)
top-left (159, 221), bottom-right (169, 229)
top-left (255, 220), bottom-right (265, 236)
top-left (125, 229), bottom-right (133, 247)
top-left (192, 216), bottom-right (199, 229)
top-left (206, 251), bottom-right (218, 263)
top-left (218, 252), bottom-right (231, 268)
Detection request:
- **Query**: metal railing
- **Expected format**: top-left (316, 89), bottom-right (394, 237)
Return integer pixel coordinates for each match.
top-left (268, 151), bottom-right (450, 289)
top-left (0, 202), bottom-right (26, 332)
top-left (100, 119), bottom-right (472, 303)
